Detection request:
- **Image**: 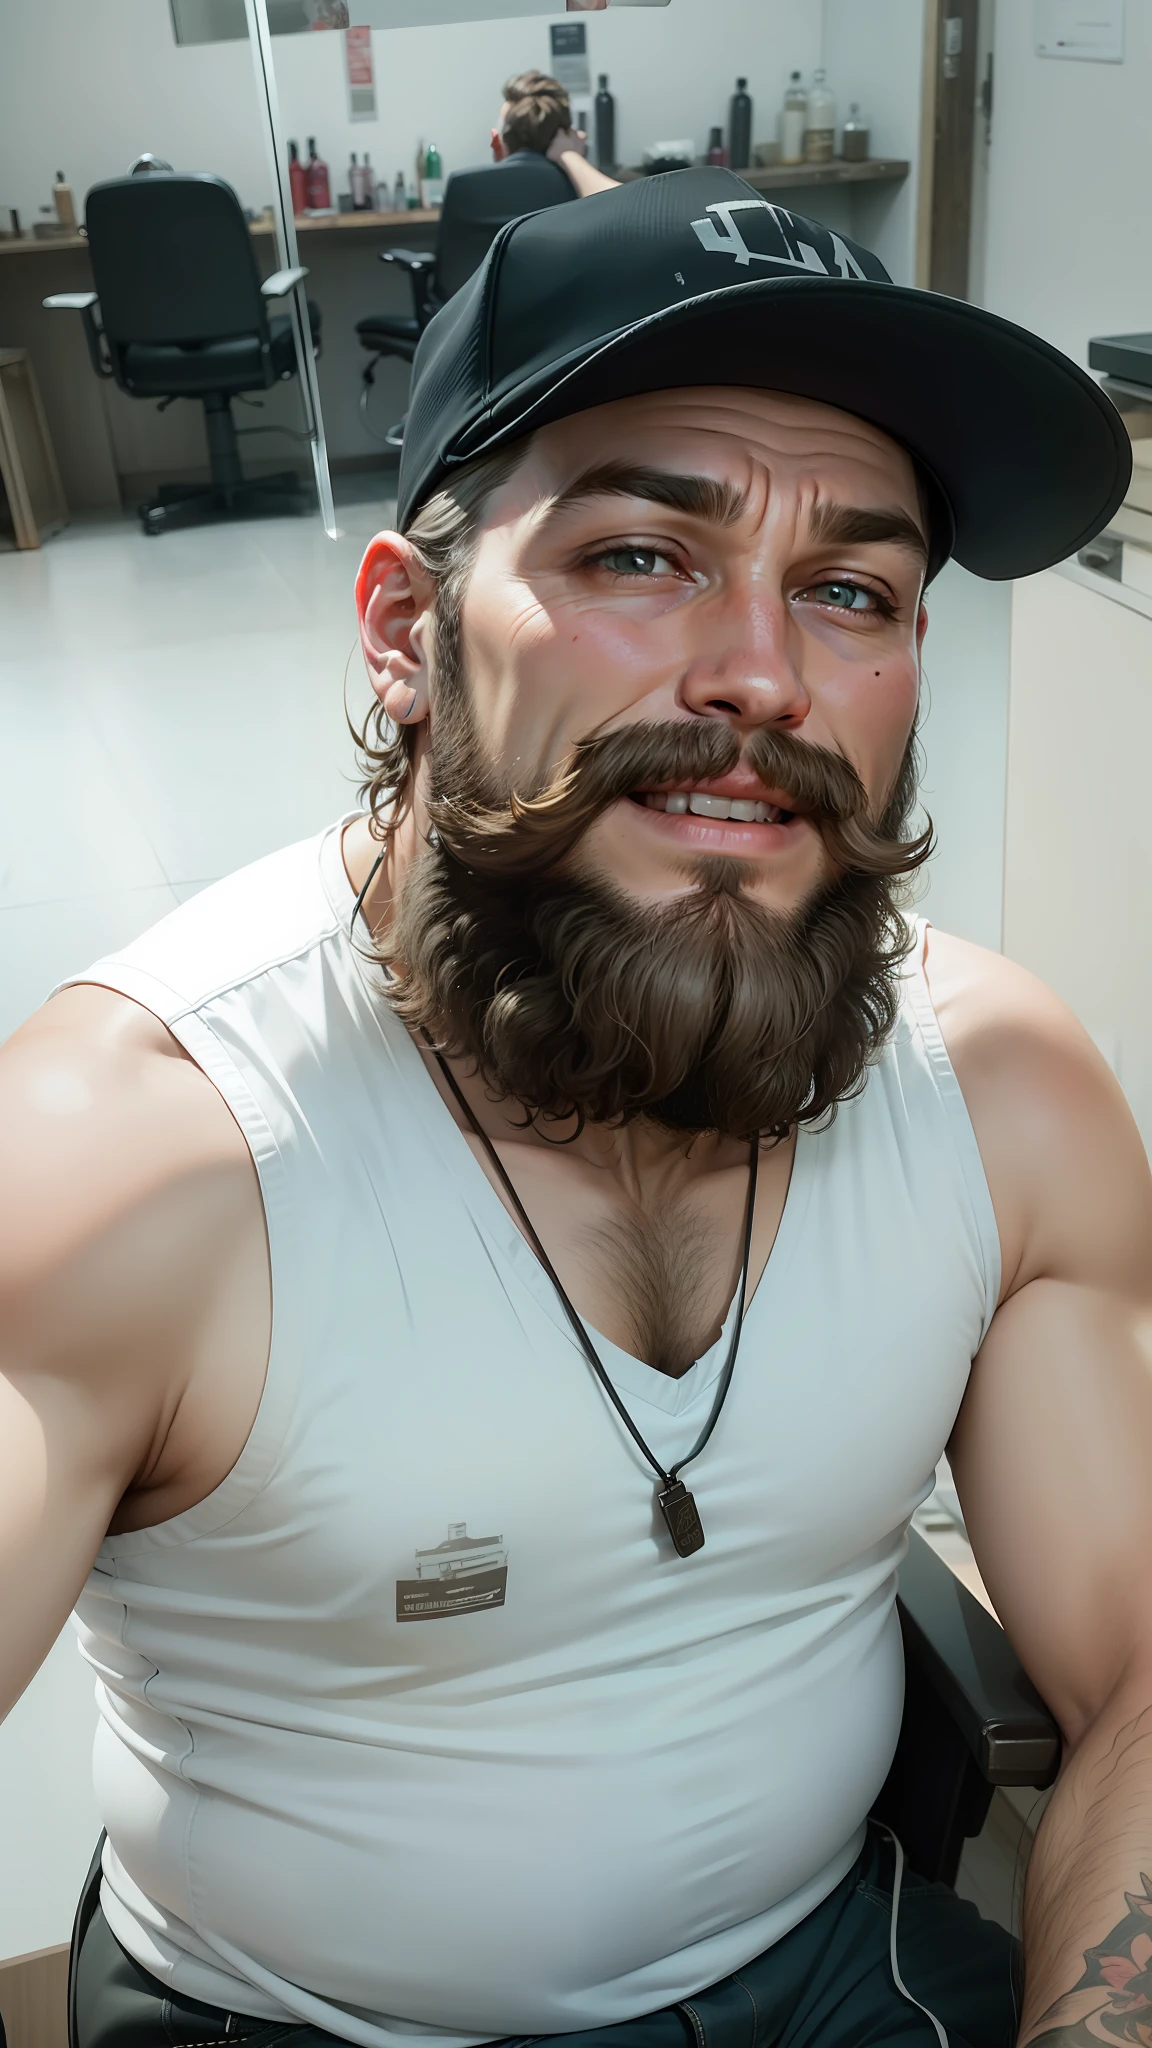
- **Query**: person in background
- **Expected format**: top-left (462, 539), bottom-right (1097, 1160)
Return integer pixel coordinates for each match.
top-left (491, 68), bottom-right (618, 197)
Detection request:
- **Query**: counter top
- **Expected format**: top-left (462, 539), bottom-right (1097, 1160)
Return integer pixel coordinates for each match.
top-left (0, 206), bottom-right (440, 259)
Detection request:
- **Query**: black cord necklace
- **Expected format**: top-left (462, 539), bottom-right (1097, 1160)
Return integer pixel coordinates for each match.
top-left (347, 850), bottom-right (759, 1557)
top-left (425, 1034), bottom-right (759, 1560)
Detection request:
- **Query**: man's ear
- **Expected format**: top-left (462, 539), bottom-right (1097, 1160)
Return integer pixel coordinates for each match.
top-left (355, 532), bottom-right (435, 727)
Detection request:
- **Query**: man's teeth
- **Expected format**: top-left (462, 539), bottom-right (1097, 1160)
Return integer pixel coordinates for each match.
top-left (643, 791), bottom-right (790, 824)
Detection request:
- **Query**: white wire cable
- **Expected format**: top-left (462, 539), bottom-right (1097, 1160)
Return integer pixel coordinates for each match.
top-left (877, 1825), bottom-right (951, 2048)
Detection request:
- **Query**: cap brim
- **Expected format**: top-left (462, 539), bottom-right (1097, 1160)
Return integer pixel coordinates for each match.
top-left (447, 275), bottom-right (1130, 581)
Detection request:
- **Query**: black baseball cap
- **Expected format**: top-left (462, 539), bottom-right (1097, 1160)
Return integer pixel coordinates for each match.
top-left (397, 167), bottom-right (1129, 581)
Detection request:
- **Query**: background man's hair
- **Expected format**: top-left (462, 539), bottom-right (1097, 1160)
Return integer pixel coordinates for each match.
top-left (500, 70), bottom-right (571, 154)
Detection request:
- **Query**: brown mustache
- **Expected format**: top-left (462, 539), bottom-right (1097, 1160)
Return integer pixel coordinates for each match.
top-left (428, 721), bottom-right (932, 882)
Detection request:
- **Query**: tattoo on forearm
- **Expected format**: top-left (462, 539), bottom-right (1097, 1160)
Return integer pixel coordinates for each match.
top-left (1027, 1871), bottom-right (1152, 2045)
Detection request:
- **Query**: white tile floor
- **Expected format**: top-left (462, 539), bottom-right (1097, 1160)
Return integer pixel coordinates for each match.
top-left (0, 483), bottom-right (393, 1045)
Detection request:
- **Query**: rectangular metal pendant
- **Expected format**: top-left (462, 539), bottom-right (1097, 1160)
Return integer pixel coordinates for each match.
top-left (658, 1479), bottom-right (705, 1557)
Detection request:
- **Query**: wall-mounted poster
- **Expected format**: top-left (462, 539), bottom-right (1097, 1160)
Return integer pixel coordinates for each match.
top-left (1034, 0), bottom-right (1123, 62)
top-left (344, 22), bottom-right (375, 116)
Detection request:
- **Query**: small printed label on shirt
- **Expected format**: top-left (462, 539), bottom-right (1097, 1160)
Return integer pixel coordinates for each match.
top-left (395, 1521), bottom-right (508, 1622)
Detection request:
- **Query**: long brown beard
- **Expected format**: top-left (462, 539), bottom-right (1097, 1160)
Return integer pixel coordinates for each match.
top-left (378, 669), bottom-right (931, 1140)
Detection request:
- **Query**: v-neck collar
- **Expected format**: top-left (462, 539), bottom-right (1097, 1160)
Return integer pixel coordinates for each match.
top-left (323, 817), bottom-right (816, 1412)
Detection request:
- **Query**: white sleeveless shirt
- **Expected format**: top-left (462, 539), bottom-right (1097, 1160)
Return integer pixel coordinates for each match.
top-left (62, 819), bottom-right (1000, 2048)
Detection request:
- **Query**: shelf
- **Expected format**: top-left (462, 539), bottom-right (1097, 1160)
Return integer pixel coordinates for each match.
top-left (620, 158), bottom-right (908, 191)
top-left (741, 158), bottom-right (909, 191)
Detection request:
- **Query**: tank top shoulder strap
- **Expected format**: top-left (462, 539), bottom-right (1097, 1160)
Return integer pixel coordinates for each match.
top-left (898, 916), bottom-right (1002, 1342)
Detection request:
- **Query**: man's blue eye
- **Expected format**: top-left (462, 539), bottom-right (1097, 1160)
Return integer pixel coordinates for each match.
top-left (806, 581), bottom-right (873, 610)
top-left (598, 548), bottom-right (663, 576)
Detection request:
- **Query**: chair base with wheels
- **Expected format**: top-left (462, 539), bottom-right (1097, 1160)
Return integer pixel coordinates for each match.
top-left (139, 389), bottom-right (312, 535)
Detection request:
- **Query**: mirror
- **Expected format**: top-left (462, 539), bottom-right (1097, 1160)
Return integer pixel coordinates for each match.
top-left (171, 0), bottom-right (666, 45)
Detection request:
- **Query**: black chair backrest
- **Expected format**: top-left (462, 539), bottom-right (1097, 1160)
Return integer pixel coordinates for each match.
top-left (434, 155), bottom-right (574, 301)
top-left (83, 174), bottom-right (268, 349)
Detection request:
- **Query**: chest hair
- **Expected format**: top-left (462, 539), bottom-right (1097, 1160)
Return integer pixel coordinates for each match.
top-left (584, 1192), bottom-right (726, 1379)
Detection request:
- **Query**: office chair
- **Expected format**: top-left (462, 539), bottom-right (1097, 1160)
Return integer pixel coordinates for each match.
top-left (356, 155), bottom-right (575, 446)
top-left (59, 1528), bottom-right (1059, 2048)
top-left (44, 173), bottom-right (322, 535)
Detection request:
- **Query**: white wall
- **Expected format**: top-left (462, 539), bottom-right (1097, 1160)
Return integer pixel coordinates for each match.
top-left (978, 2), bottom-right (1152, 363)
top-left (819, 0), bottom-right (927, 284)
top-left (1005, 571), bottom-right (1152, 1153)
top-left (0, 0), bottom-right (826, 229)
top-left (914, 559), bottom-right (1012, 953)
top-left (0, 0), bottom-right (928, 265)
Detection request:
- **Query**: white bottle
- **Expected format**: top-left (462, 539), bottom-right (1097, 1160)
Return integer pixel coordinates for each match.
top-left (778, 71), bottom-right (806, 166)
top-left (804, 68), bottom-right (836, 163)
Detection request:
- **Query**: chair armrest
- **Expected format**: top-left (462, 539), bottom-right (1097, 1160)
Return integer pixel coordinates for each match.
top-left (261, 266), bottom-right (308, 297)
top-left (898, 1527), bottom-right (1061, 1787)
top-left (380, 248), bottom-right (439, 331)
top-left (41, 292), bottom-right (110, 379)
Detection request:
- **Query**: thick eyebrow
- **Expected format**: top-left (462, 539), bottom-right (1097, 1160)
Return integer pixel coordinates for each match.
top-left (540, 463), bottom-right (748, 529)
top-left (807, 498), bottom-right (929, 564)
top-left (537, 464), bottom-right (929, 566)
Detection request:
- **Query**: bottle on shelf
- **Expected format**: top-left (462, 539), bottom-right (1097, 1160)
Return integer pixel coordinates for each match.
top-left (392, 170), bottom-right (406, 213)
top-left (348, 152), bottom-right (363, 208)
top-left (305, 137), bottom-right (331, 209)
top-left (594, 74), bottom-right (616, 172)
top-left (362, 152), bottom-right (379, 210)
top-left (52, 171), bottom-right (76, 229)
top-left (803, 68), bottom-right (836, 163)
top-left (727, 76), bottom-right (752, 172)
top-left (841, 101), bottom-right (870, 162)
top-left (287, 139), bottom-right (308, 214)
top-left (420, 142), bottom-right (445, 209)
top-left (778, 71), bottom-right (806, 165)
top-left (706, 126), bottom-right (727, 167)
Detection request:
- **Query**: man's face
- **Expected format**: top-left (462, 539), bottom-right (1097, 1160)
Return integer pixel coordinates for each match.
top-left (445, 387), bottom-right (928, 920)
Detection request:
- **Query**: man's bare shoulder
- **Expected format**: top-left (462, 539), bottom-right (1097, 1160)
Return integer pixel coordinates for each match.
top-left (0, 985), bottom-right (258, 1391)
top-left (923, 927), bottom-right (1152, 1299)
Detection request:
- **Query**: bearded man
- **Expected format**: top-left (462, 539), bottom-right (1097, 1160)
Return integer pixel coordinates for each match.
top-left (1, 172), bottom-right (1149, 2048)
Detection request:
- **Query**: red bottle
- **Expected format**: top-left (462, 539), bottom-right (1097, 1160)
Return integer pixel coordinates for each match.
top-left (305, 136), bottom-right (331, 209)
top-left (287, 140), bottom-right (308, 215)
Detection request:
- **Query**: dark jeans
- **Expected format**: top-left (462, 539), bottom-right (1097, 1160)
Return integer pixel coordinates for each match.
top-left (73, 1827), bottom-right (1018, 2048)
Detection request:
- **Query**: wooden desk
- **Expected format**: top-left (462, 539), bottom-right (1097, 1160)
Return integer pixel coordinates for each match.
top-left (0, 207), bottom-right (440, 260)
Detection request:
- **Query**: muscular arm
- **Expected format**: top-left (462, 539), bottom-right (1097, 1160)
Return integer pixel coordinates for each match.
top-left (931, 933), bottom-right (1152, 2045)
top-left (0, 986), bottom-right (267, 1721)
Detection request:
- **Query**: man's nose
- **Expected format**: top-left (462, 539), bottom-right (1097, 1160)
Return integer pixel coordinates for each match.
top-left (675, 588), bottom-right (811, 735)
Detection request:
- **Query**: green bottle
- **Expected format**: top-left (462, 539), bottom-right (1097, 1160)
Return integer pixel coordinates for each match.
top-left (421, 141), bottom-right (444, 208)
